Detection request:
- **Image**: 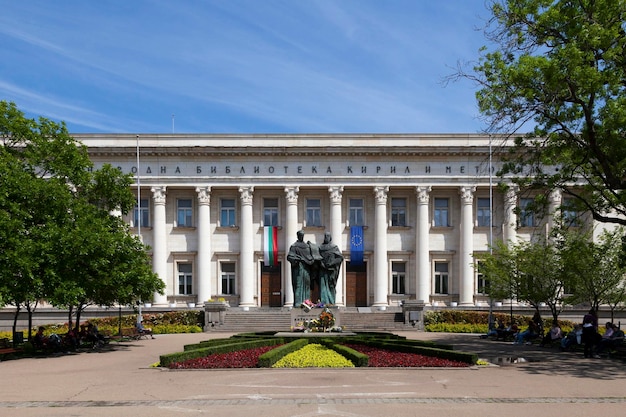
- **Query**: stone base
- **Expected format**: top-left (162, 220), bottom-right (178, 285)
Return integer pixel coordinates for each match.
top-left (274, 331), bottom-right (357, 338)
top-left (291, 307), bottom-right (341, 329)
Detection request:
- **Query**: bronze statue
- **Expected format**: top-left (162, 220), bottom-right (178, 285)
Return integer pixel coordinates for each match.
top-left (287, 230), bottom-right (315, 306)
top-left (318, 232), bottom-right (343, 305)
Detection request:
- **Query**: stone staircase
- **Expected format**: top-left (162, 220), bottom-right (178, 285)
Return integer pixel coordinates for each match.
top-left (215, 307), bottom-right (407, 333)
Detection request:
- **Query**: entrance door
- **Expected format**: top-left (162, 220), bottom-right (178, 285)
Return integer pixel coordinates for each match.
top-left (345, 262), bottom-right (367, 307)
top-left (261, 263), bottom-right (282, 307)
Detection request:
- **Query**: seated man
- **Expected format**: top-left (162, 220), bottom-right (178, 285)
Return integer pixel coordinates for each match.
top-left (136, 320), bottom-right (155, 339)
top-left (596, 323), bottom-right (624, 356)
top-left (540, 320), bottom-right (562, 347)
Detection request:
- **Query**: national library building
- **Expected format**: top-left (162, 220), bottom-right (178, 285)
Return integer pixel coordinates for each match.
top-left (80, 133), bottom-right (590, 309)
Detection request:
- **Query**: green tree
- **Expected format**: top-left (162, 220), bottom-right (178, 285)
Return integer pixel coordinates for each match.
top-left (561, 227), bottom-right (626, 317)
top-left (465, 0), bottom-right (626, 225)
top-left (0, 101), bottom-right (164, 337)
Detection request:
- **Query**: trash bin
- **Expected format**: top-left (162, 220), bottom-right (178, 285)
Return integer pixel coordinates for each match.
top-left (12, 331), bottom-right (24, 347)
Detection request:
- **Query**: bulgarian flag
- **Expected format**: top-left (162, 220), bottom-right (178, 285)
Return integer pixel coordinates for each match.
top-left (263, 226), bottom-right (279, 266)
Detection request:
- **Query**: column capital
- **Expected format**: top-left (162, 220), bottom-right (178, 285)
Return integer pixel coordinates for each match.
top-left (195, 186), bottom-right (212, 205)
top-left (373, 186), bottom-right (389, 204)
top-left (459, 186), bottom-right (476, 204)
top-left (328, 186), bottom-right (344, 204)
top-left (549, 188), bottom-right (562, 204)
top-left (238, 186), bottom-right (254, 205)
top-left (151, 186), bottom-right (167, 205)
top-left (416, 186), bottom-right (432, 204)
top-left (284, 186), bottom-right (300, 204)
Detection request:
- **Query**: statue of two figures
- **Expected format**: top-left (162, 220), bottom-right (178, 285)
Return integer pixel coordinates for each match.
top-left (287, 230), bottom-right (343, 307)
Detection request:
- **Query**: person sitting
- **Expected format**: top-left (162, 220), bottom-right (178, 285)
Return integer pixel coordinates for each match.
top-left (32, 327), bottom-right (62, 352)
top-left (540, 320), bottom-right (562, 347)
top-left (87, 323), bottom-right (106, 348)
top-left (498, 322), bottom-right (518, 341)
top-left (561, 324), bottom-right (583, 351)
top-left (595, 323), bottom-right (624, 356)
top-left (514, 319), bottom-right (540, 345)
top-left (136, 320), bottom-right (155, 339)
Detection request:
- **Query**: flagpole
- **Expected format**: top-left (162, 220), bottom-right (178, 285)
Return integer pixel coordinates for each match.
top-left (136, 134), bottom-right (142, 323)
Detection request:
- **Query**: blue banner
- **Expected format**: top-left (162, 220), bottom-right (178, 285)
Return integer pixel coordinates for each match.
top-left (350, 226), bottom-right (364, 266)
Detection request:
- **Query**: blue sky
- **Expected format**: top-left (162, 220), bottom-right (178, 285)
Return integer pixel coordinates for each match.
top-left (1, 1), bottom-right (493, 134)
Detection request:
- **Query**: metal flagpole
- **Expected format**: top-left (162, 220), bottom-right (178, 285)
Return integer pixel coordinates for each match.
top-left (136, 134), bottom-right (142, 325)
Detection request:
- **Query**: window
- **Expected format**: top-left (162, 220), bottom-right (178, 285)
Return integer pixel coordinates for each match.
top-left (561, 198), bottom-right (579, 227)
top-left (177, 199), bottom-right (193, 227)
top-left (349, 198), bottom-right (364, 226)
top-left (391, 198), bottom-right (406, 226)
top-left (392, 262), bottom-right (406, 294)
top-left (263, 198), bottom-right (279, 227)
top-left (476, 261), bottom-right (489, 294)
top-left (434, 262), bottom-right (449, 294)
top-left (133, 198), bottom-right (149, 227)
top-left (221, 263), bottom-right (236, 295)
top-left (519, 198), bottom-right (536, 227)
top-left (306, 198), bottom-right (322, 227)
top-left (434, 198), bottom-right (449, 227)
top-left (476, 198), bottom-right (491, 227)
top-left (220, 198), bottom-right (236, 227)
top-left (178, 263), bottom-right (193, 295)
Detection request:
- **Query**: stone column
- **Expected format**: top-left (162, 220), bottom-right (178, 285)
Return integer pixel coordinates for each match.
top-left (373, 186), bottom-right (389, 308)
top-left (459, 186), bottom-right (476, 306)
top-left (151, 186), bottom-right (168, 305)
top-left (416, 186), bottom-right (431, 304)
top-left (547, 189), bottom-right (562, 238)
top-left (196, 186), bottom-right (212, 306)
top-left (283, 186), bottom-right (299, 307)
top-left (328, 186), bottom-right (344, 306)
top-left (503, 185), bottom-right (518, 246)
top-left (238, 186), bottom-right (255, 307)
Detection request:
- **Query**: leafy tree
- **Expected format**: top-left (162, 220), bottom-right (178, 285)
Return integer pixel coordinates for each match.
top-left (0, 101), bottom-right (164, 337)
top-left (462, 0), bottom-right (626, 225)
top-left (561, 227), bottom-right (626, 316)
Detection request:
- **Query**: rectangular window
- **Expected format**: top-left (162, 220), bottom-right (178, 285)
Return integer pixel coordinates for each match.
top-left (177, 199), bottom-right (193, 227)
top-left (561, 198), bottom-right (579, 227)
top-left (434, 262), bottom-right (449, 294)
top-left (349, 198), bottom-right (364, 226)
top-left (476, 261), bottom-right (489, 295)
top-left (221, 262), bottom-right (236, 295)
top-left (220, 198), bottom-right (236, 227)
top-left (392, 262), bottom-right (406, 294)
top-left (519, 198), bottom-right (536, 227)
top-left (476, 197), bottom-right (491, 227)
top-left (133, 198), bottom-right (150, 228)
top-left (306, 198), bottom-right (322, 227)
top-left (391, 198), bottom-right (406, 226)
top-left (434, 198), bottom-right (449, 227)
top-left (263, 198), bottom-right (279, 227)
top-left (178, 263), bottom-right (193, 295)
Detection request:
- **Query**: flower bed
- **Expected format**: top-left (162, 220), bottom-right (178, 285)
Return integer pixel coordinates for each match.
top-left (343, 344), bottom-right (470, 368)
top-left (167, 341), bottom-right (471, 369)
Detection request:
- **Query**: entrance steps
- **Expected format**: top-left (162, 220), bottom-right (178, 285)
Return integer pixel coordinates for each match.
top-left (216, 307), bottom-right (406, 332)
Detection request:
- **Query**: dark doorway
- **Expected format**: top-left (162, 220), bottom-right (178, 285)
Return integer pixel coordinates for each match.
top-left (261, 263), bottom-right (282, 307)
top-left (345, 262), bottom-right (367, 307)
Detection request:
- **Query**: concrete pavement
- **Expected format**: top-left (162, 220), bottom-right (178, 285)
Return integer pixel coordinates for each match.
top-left (1, 331), bottom-right (625, 417)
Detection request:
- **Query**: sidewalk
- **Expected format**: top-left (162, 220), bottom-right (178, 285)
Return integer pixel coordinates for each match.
top-left (1, 331), bottom-right (625, 417)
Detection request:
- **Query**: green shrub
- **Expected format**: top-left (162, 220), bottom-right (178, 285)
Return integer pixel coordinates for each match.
top-left (160, 338), bottom-right (285, 367)
top-left (258, 338), bottom-right (309, 367)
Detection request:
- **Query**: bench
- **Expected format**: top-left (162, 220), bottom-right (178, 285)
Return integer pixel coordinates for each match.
top-left (0, 338), bottom-right (21, 357)
top-left (120, 327), bottom-right (152, 340)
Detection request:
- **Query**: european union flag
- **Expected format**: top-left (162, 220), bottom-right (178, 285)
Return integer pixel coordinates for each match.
top-left (350, 226), bottom-right (364, 266)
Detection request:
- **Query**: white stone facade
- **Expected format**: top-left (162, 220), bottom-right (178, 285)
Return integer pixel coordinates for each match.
top-left (78, 133), bottom-right (583, 308)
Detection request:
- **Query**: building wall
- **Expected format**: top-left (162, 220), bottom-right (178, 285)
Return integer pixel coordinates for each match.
top-left (79, 133), bottom-right (585, 308)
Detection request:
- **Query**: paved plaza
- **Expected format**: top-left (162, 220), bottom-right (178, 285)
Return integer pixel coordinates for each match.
top-left (1, 331), bottom-right (625, 416)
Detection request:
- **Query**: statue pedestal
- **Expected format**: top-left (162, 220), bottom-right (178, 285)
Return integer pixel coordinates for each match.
top-left (290, 307), bottom-right (342, 331)
top-left (402, 300), bottom-right (425, 330)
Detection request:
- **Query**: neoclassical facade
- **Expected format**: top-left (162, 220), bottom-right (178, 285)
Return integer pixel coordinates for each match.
top-left (80, 133), bottom-right (586, 308)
